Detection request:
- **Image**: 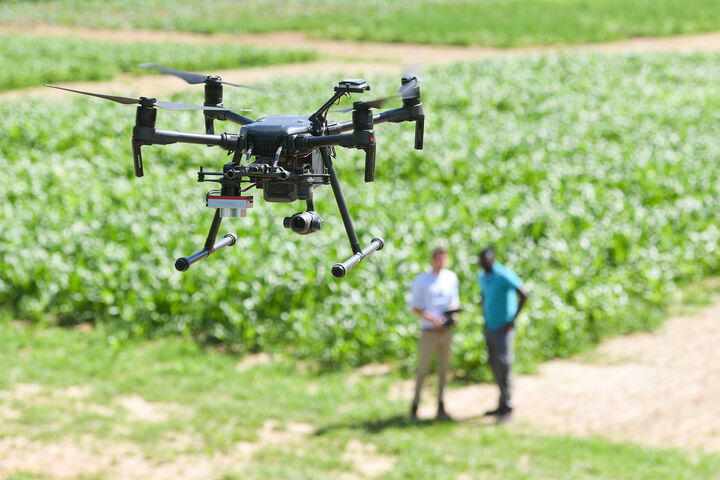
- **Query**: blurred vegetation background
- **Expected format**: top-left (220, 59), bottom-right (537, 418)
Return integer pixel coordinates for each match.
top-left (2, 53), bottom-right (719, 381)
top-left (2, 0), bottom-right (720, 46)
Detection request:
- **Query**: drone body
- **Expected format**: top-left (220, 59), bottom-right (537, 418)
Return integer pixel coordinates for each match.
top-left (232, 115), bottom-right (323, 204)
top-left (46, 69), bottom-right (424, 278)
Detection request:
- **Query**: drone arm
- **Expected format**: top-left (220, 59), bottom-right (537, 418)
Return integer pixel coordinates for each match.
top-left (208, 110), bottom-right (255, 126)
top-left (302, 133), bottom-right (355, 149)
top-left (374, 104), bottom-right (424, 150)
top-left (131, 128), bottom-right (239, 176)
top-left (374, 107), bottom-right (410, 125)
top-left (326, 120), bottom-right (354, 134)
top-left (327, 104), bottom-right (424, 132)
top-left (151, 129), bottom-right (240, 148)
top-left (325, 110), bottom-right (403, 134)
top-left (133, 127), bottom-right (240, 149)
top-left (326, 108), bottom-right (413, 134)
top-left (300, 131), bottom-right (376, 181)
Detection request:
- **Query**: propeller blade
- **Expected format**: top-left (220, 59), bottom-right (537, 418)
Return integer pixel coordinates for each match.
top-left (401, 61), bottom-right (424, 82)
top-left (333, 95), bottom-right (395, 113)
top-left (139, 63), bottom-right (207, 84)
top-left (221, 80), bottom-right (265, 90)
top-left (43, 84), bottom-right (140, 105)
top-left (154, 100), bottom-right (251, 112)
top-left (44, 84), bottom-right (250, 112)
top-left (333, 88), bottom-right (409, 113)
top-left (139, 63), bottom-right (274, 92)
top-left (363, 97), bottom-right (391, 110)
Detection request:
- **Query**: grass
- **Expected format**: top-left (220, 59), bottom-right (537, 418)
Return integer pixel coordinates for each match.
top-left (2, 0), bottom-right (720, 46)
top-left (1, 319), bottom-right (720, 479)
top-left (669, 277), bottom-right (720, 316)
top-left (0, 33), bottom-right (317, 91)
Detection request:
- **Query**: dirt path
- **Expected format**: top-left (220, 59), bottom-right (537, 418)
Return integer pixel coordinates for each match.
top-left (5, 24), bottom-right (720, 62)
top-left (0, 60), bottom-right (404, 101)
top-left (0, 417), bottom-right (317, 480)
top-left (406, 302), bottom-right (720, 453)
top-left (3, 24), bottom-right (720, 101)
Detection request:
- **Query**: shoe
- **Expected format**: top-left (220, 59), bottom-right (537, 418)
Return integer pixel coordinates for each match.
top-left (496, 410), bottom-right (513, 424)
top-left (410, 402), bottom-right (418, 421)
top-left (485, 405), bottom-right (512, 417)
top-left (436, 400), bottom-right (452, 420)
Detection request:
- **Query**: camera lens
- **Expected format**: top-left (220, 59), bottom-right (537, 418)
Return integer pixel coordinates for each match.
top-left (283, 211), bottom-right (323, 235)
top-left (291, 215), bottom-right (308, 232)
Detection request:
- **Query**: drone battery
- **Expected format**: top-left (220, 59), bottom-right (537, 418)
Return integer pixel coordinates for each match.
top-left (207, 195), bottom-right (254, 218)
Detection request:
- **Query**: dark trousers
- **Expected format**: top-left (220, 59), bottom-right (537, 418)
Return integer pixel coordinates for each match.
top-left (485, 327), bottom-right (515, 409)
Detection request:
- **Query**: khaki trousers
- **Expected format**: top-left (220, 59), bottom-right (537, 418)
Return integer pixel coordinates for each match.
top-left (413, 327), bottom-right (453, 404)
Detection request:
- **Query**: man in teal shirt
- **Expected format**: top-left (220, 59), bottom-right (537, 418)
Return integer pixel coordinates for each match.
top-left (478, 246), bottom-right (528, 420)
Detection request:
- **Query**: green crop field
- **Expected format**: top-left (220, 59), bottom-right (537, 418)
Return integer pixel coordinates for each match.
top-left (2, 0), bottom-right (720, 46)
top-left (0, 33), bottom-right (317, 92)
top-left (2, 52), bottom-right (719, 381)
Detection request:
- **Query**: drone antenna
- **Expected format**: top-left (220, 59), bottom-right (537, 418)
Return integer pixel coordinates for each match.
top-left (309, 91), bottom-right (345, 135)
top-left (310, 79), bottom-right (369, 135)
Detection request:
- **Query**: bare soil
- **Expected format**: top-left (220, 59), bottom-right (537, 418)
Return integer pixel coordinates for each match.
top-left (4, 24), bottom-right (720, 62)
top-left (408, 302), bottom-right (720, 453)
top-left (3, 25), bottom-right (720, 101)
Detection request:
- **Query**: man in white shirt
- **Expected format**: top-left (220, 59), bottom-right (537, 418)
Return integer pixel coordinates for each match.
top-left (408, 247), bottom-right (460, 420)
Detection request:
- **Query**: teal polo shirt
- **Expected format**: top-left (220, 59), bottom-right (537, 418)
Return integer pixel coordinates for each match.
top-left (478, 262), bottom-right (523, 331)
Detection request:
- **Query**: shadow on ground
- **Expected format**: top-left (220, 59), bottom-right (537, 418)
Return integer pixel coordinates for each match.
top-left (314, 412), bottom-right (499, 436)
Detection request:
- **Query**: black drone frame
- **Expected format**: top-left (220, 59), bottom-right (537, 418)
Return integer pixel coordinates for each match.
top-left (45, 70), bottom-right (424, 278)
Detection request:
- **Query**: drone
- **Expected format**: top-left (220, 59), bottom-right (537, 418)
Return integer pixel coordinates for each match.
top-left (44, 63), bottom-right (424, 278)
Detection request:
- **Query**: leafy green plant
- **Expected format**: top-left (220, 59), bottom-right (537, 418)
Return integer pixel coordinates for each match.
top-left (1, 52), bottom-right (719, 380)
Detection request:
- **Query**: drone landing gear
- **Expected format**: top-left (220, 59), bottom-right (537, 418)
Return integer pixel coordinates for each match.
top-left (175, 209), bottom-right (237, 272)
top-left (332, 237), bottom-right (385, 278)
top-left (320, 147), bottom-right (385, 278)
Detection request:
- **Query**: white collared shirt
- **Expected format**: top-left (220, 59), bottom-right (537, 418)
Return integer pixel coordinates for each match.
top-left (409, 269), bottom-right (460, 330)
